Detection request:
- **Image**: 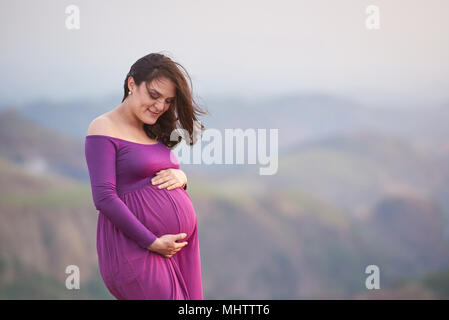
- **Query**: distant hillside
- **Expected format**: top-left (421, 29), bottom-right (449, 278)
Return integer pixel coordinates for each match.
top-left (11, 94), bottom-right (119, 139)
top-left (2, 104), bottom-right (449, 299)
top-left (2, 149), bottom-right (364, 299)
top-left (351, 265), bottom-right (449, 300)
top-left (359, 195), bottom-right (449, 282)
top-left (0, 154), bottom-right (107, 298)
top-left (15, 93), bottom-right (449, 152)
top-left (0, 108), bottom-right (87, 180)
top-left (274, 130), bottom-right (445, 217)
top-left (0, 251), bottom-right (111, 300)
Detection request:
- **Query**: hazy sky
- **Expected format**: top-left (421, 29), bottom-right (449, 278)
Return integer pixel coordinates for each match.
top-left (1, 0), bottom-right (448, 107)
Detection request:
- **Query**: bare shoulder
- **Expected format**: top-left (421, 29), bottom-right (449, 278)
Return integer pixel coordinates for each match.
top-left (86, 114), bottom-right (115, 136)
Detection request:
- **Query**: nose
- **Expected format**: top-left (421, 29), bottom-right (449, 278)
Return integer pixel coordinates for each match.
top-left (153, 98), bottom-right (170, 111)
top-left (153, 100), bottom-right (164, 110)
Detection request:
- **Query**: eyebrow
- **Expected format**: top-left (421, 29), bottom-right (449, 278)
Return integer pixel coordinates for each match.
top-left (148, 88), bottom-right (175, 100)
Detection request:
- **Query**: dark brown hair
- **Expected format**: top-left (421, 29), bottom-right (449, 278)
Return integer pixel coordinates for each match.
top-left (122, 52), bottom-right (208, 148)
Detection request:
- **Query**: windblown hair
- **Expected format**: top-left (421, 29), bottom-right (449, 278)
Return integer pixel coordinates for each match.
top-left (122, 52), bottom-right (208, 148)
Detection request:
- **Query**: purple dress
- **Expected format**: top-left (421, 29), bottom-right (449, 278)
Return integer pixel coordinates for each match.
top-left (84, 134), bottom-right (203, 300)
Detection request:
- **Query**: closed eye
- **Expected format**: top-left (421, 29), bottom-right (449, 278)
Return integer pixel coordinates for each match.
top-left (150, 93), bottom-right (174, 104)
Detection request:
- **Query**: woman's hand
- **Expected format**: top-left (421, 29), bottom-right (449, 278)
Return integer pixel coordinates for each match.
top-left (151, 168), bottom-right (187, 190)
top-left (147, 233), bottom-right (189, 258)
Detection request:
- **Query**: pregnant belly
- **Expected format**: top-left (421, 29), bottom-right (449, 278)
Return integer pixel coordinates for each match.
top-left (121, 183), bottom-right (197, 241)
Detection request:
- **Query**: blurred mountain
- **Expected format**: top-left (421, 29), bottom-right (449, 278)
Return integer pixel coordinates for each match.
top-left (274, 130), bottom-right (444, 215)
top-left (0, 108), bottom-right (87, 180)
top-left (1, 95), bottom-right (449, 299)
top-left (13, 92), bottom-right (449, 151)
top-left (0, 153), bottom-right (109, 299)
top-left (359, 195), bottom-right (449, 281)
top-left (10, 93), bottom-right (120, 139)
top-left (3, 146), bottom-right (449, 298)
top-left (351, 265), bottom-right (449, 300)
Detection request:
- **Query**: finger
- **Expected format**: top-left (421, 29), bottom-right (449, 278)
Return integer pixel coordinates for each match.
top-left (176, 242), bottom-right (187, 250)
top-left (151, 175), bottom-right (170, 185)
top-left (157, 180), bottom-right (177, 189)
top-left (175, 241), bottom-right (188, 249)
top-left (167, 182), bottom-right (182, 191)
top-left (153, 169), bottom-right (171, 179)
top-left (173, 243), bottom-right (186, 254)
top-left (176, 233), bottom-right (187, 240)
top-left (156, 170), bottom-right (170, 178)
top-left (152, 177), bottom-right (167, 186)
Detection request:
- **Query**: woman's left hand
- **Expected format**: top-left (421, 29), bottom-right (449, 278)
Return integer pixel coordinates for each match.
top-left (151, 169), bottom-right (187, 191)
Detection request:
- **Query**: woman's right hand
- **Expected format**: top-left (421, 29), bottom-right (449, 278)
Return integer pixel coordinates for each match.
top-left (147, 233), bottom-right (189, 258)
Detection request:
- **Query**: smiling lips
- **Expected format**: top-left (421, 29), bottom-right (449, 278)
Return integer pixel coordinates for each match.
top-left (147, 108), bottom-right (160, 116)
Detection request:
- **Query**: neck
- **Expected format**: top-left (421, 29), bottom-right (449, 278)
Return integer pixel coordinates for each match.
top-left (116, 97), bottom-right (144, 130)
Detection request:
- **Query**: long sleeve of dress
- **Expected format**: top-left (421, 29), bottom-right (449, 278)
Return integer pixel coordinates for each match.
top-left (84, 136), bottom-right (158, 249)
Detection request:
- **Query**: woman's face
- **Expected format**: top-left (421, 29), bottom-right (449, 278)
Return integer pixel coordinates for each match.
top-left (128, 77), bottom-right (176, 124)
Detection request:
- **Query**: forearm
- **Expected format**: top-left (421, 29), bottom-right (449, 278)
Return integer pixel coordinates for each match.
top-left (96, 195), bottom-right (157, 249)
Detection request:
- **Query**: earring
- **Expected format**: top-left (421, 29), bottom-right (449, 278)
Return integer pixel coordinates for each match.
top-left (128, 91), bottom-right (132, 95)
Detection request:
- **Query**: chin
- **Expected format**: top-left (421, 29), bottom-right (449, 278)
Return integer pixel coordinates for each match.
top-left (144, 118), bottom-right (158, 125)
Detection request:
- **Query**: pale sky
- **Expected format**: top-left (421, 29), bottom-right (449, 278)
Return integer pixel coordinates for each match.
top-left (1, 0), bottom-right (448, 107)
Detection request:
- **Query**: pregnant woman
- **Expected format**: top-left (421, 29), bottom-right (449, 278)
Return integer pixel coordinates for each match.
top-left (84, 53), bottom-right (208, 300)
